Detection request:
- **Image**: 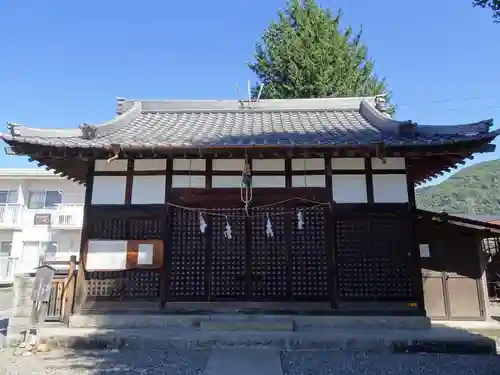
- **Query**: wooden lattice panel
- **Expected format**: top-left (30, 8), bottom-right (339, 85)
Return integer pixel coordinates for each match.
top-left (169, 208), bottom-right (206, 300)
top-left (129, 218), bottom-right (162, 239)
top-left (88, 216), bottom-right (162, 240)
top-left (336, 218), bottom-right (369, 299)
top-left (336, 215), bottom-right (413, 300)
top-left (250, 207), bottom-right (288, 299)
top-left (86, 270), bottom-right (160, 299)
top-left (291, 207), bottom-right (329, 300)
top-left (211, 209), bottom-right (246, 299)
top-left (88, 218), bottom-right (127, 239)
top-left (369, 217), bottom-right (412, 299)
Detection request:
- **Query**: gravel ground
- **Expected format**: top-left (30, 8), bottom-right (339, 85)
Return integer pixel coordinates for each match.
top-left (1, 348), bottom-right (500, 375)
top-left (0, 347), bottom-right (211, 375)
top-left (281, 351), bottom-right (500, 375)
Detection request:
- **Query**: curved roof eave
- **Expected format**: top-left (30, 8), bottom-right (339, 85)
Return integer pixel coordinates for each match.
top-left (3, 101), bottom-right (143, 140)
top-left (360, 100), bottom-right (494, 136)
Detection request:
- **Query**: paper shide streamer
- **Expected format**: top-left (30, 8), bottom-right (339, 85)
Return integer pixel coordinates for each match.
top-left (265, 213), bottom-right (274, 238)
top-left (199, 212), bottom-right (207, 234)
top-left (224, 216), bottom-right (232, 239)
top-left (297, 209), bottom-right (304, 229)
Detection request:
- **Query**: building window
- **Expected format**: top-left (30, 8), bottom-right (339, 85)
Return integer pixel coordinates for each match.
top-left (0, 190), bottom-right (18, 205)
top-left (22, 241), bottom-right (58, 265)
top-left (27, 191), bottom-right (62, 209)
top-left (0, 241), bottom-right (12, 257)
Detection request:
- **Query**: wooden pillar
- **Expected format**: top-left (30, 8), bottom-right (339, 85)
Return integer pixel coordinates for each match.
top-left (62, 255), bottom-right (77, 326)
top-left (160, 158), bottom-right (173, 307)
top-left (74, 161), bottom-right (94, 314)
top-left (324, 156), bottom-right (337, 309)
top-left (406, 159), bottom-right (426, 316)
top-left (477, 235), bottom-right (491, 321)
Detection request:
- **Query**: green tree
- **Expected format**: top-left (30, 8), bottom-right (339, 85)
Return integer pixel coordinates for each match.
top-left (248, 0), bottom-right (390, 102)
top-left (473, 0), bottom-right (500, 22)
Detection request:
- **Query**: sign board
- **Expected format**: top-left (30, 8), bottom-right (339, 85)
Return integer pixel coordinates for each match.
top-left (86, 240), bottom-right (127, 271)
top-left (419, 244), bottom-right (430, 258)
top-left (33, 213), bottom-right (51, 225)
top-left (137, 243), bottom-right (154, 265)
top-left (31, 264), bottom-right (55, 302)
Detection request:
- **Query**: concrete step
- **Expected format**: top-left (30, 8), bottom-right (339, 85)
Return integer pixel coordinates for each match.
top-left (201, 317), bottom-right (293, 332)
top-left (3, 326), bottom-right (497, 355)
top-left (69, 314), bottom-right (431, 331)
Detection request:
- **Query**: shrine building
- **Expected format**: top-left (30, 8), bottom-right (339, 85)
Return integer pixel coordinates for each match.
top-left (3, 96), bottom-right (500, 320)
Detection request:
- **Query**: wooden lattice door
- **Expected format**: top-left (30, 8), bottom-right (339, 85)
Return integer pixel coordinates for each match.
top-left (210, 209), bottom-right (247, 300)
top-left (335, 214), bottom-right (413, 301)
top-left (290, 206), bottom-right (330, 301)
top-left (168, 208), bottom-right (207, 300)
top-left (249, 207), bottom-right (289, 300)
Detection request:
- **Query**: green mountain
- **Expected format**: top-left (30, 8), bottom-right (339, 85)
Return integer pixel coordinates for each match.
top-left (415, 159), bottom-right (500, 214)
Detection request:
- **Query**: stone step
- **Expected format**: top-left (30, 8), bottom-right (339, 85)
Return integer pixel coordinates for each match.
top-left (201, 317), bottom-right (293, 332)
top-left (69, 314), bottom-right (431, 331)
top-left (4, 326), bottom-right (497, 355)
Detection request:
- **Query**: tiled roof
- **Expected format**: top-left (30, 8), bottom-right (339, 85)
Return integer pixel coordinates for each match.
top-left (1, 97), bottom-right (498, 149)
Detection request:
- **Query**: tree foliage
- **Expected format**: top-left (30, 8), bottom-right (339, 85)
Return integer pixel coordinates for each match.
top-left (473, 0), bottom-right (500, 22)
top-left (248, 0), bottom-right (390, 100)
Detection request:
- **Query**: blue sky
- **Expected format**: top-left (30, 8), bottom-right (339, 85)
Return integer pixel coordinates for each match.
top-left (0, 0), bottom-right (499, 185)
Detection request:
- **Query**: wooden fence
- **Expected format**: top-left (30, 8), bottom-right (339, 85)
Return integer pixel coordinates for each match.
top-left (43, 256), bottom-right (78, 324)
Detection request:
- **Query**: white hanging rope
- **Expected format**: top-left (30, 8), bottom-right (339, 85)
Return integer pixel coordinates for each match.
top-left (166, 197), bottom-right (330, 218)
top-left (240, 159), bottom-right (253, 216)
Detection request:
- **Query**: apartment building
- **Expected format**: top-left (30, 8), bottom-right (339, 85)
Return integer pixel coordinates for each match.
top-left (0, 169), bottom-right (84, 284)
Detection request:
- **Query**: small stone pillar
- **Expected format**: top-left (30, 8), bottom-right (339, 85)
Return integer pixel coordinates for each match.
top-left (11, 274), bottom-right (35, 318)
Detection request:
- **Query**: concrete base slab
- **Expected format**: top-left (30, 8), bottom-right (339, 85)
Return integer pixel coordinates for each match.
top-left (434, 320), bottom-right (500, 330)
top-left (69, 314), bottom-right (431, 331)
top-left (203, 349), bottom-right (282, 375)
top-left (3, 326), bottom-right (496, 355)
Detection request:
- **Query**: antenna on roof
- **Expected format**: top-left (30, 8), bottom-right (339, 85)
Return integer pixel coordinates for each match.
top-left (257, 83), bottom-right (265, 102)
top-left (236, 84), bottom-right (244, 107)
top-left (247, 80), bottom-right (252, 102)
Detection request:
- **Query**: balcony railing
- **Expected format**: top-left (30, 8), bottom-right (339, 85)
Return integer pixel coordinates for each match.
top-left (0, 205), bottom-right (23, 228)
top-left (51, 204), bottom-right (84, 229)
top-left (0, 257), bottom-right (17, 285)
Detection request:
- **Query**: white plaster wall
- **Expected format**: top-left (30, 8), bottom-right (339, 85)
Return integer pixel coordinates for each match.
top-left (131, 175), bottom-right (166, 204)
top-left (291, 175), bottom-right (326, 187)
top-left (213, 159), bottom-right (245, 171)
top-left (95, 159), bottom-right (127, 172)
top-left (331, 158), bottom-right (365, 170)
top-left (172, 175), bottom-right (205, 188)
top-left (332, 175), bottom-right (367, 203)
top-left (292, 158), bottom-right (325, 170)
top-left (134, 159), bottom-right (166, 171)
top-left (212, 175), bottom-right (242, 188)
top-left (252, 159), bottom-right (285, 171)
top-left (372, 174), bottom-right (409, 203)
top-left (92, 176), bottom-right (126, 204)
top-left (371, 157), bottom-right (406, 170)
top-left (173, 159), bottom-right (206, 171)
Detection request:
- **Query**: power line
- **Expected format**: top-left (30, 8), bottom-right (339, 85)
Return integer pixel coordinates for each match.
top-left (395, 94), bottom-right (500, 109)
